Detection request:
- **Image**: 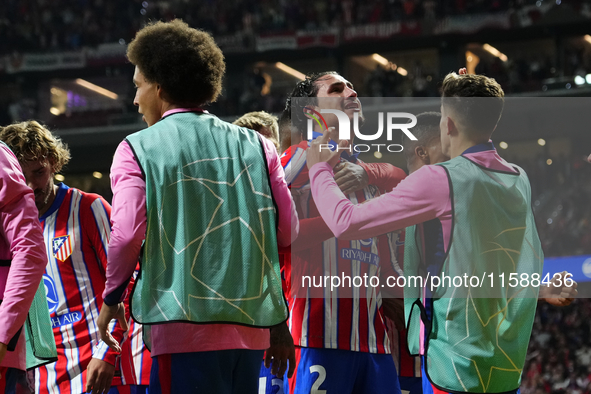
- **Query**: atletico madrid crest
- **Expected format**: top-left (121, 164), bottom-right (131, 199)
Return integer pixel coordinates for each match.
top-left (53, 235), bottom-right (72, 262)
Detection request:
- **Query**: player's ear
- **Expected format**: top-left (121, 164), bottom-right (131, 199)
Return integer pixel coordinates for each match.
top-left (415, 146), bottom-right (428, 162)
top-left (446, 117), bottom-right (457, 136)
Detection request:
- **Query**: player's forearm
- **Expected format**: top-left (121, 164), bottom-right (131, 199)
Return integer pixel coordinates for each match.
top-left (103, 213), bottom-right (144, 304)
top-left (359, 162), bottom-right (407, 193)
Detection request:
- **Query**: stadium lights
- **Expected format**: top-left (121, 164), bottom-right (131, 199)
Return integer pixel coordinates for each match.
top-left (538, 138), bottom-right (546, 146)
top-left (75, 79), bottom-right (118, 100)
top-left (482, 44), bottom-right (508, 62)
top-left (575, 76), bottom-right (586, 85)
top-left (372, 54), bottom-right (407, 76)
top-left (585, 35), bottom-right (591, 45)
top-left (93, 172), bottom-right (103, 179)
top-left (372, 53), bottom-right (389, 66)
top-left (499, 141), bottom-right (508, 149)
top-left (55, 174), bottom-right (65, 182)
top-left (275, 63), bottom-right (305, 80)
top-left (586, 74), bottom-right (591, 84)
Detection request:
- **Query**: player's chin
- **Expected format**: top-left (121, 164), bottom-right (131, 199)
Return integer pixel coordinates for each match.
top-left (344, 108), bottom-right (364, 123)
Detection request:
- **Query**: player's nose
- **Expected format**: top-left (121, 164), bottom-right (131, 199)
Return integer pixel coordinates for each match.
top-left (346, 87), bottom-right (358, 98)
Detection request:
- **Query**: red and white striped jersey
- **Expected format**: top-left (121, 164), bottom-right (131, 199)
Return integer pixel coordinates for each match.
top-left (35, 183), bottom-right (149, 393)
top-left (281, 142), bottom-right (405, 354)
top-left (117, 269), bottom-right (152, 386)
top-left (386, 318), bottom-right (422, 378)
top-left (118, 318), bottom-right (151, 386)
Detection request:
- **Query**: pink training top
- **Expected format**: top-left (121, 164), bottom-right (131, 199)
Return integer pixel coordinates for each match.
top-left (104, 109), bottom-right (299, 356)
top-left (0, 144), bottom-right (48, 370)
top-left (309, 146), bottom-right (517, 252)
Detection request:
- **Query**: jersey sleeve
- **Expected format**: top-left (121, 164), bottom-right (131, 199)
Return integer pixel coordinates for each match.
top-left (309, 163), bottom-right (450, 240)
top-left (0, 146), bottom-right (48, 348)
top-left (358, 162), bottom-right (407, 193)
top-left (103, 141), bottom-right (146, 305)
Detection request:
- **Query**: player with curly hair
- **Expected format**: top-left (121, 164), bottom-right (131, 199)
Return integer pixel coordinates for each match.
top-left (97, 20), bottom-right (299, 394)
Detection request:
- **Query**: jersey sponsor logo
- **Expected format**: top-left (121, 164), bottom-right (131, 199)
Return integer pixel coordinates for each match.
top-left (52, 235), bottom-right (72, 262)
top-left (583, 258), bottom-right (591, 278)
top-left (340, 248), bottom-right (380, 266)
top-left (43, 274), bottom-right (59, 314)
top-left (50, 311), bottom-right (83, 328)
top-left (359, 238), bottom-right (373, 247)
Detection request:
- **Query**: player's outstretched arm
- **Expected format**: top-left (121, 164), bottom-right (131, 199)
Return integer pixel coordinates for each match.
top-left (539, 271), bottom-right (578, 307)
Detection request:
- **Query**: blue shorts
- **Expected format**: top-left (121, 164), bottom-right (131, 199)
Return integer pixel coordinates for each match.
top-left (149, 349), bottom-right (264, 394)
top-left (0, 368), bottom-right (27, 394)
top-left (108, 385), bottom-right (150, 394)
top-left (258, 361), bottom-right (285, 394)
top-left (285, 347), bottom-right (401, 394)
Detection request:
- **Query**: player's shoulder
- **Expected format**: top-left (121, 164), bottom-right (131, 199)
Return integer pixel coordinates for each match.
top-left (71, 187), bottom-right (111, 212)
top-left (281, 141), bottom-right (308, 165)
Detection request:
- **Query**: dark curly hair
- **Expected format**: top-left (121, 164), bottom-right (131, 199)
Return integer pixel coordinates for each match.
top-left (127, 19), bottom-right (225, 106)
top-left (280, 71), bottom-right (338, 147)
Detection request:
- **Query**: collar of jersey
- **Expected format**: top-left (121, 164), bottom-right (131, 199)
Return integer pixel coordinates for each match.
top-left (39, 182), bottom-right (69, 222)
top-left (461, 140), bottom-right (495, 155)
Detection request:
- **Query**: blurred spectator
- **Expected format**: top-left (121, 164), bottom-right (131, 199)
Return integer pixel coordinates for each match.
top-left (512, 153), bottom-right (591, 257)
top-left (521, 299), bottom-right (591, 393)
top-left (1, 0), bottom-right (577, 56)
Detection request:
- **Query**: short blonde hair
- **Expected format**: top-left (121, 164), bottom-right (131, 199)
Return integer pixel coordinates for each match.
top-left (233, 111), bottom-right (279, 150)
top-left (0, 120), bottom-right (70, 173)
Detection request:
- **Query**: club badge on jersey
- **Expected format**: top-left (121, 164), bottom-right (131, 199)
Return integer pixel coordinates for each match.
top-left (52, 235), bottom-right (73, 262)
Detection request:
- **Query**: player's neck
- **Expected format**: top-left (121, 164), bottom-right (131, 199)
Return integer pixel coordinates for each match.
top-left (160, 102), bottom-right (188, 118)
top-left (38, 184), bottom-right (59, 218)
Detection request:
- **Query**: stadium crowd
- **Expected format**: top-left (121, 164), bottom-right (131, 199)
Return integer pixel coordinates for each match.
top-left (1, 0), bottom-right (589, 55)
top-left (521, 299), bottom-right (591, 394)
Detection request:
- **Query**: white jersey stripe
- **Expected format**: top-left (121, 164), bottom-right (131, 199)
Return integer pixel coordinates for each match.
top-left (301, 291), bottom-right (310, 347)
top-left (330, 238), bottom-right (338, 349)
top-left (323, 241), bottom-right (331, 349)
top-left (348, 193), bottom-right (361, 352)
top-left (90, 199), bottom-right (111, 253)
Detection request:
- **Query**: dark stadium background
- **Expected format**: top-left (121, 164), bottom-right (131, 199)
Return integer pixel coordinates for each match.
top-left (1, 0), bottom-right (591, 392)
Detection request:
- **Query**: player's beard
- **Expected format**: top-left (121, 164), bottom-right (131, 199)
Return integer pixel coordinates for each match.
top-left (34, 182), bottom-right (53, 212)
